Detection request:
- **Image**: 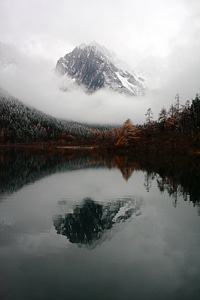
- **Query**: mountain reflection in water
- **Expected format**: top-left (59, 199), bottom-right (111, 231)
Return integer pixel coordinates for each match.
top-left (54, 197), bottom-right (142, 248)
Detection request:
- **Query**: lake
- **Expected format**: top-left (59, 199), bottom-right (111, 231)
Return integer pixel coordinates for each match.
top-left (0, 149), bottom-right (200, 300)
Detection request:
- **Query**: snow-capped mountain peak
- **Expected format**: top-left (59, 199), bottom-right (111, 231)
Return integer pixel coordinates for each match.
top-left (55, 42), bottom-right (145, 96)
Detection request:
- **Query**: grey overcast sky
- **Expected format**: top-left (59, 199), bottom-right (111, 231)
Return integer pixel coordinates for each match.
top-left (0, 0), bottom-right (189, 62)
top-left (0, 0), bottom-right (200, 124)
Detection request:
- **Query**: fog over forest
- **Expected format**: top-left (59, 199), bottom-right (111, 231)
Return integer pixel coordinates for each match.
top-left (0, 0), bottom-right (200, 125)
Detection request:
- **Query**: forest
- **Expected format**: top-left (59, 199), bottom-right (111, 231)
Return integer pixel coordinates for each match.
top-left (1, 89), bottom-right (200, 155)
top-left (0, 90), bottom-right (112, 146)
top-left (92, 92), bottom-right (200, 154)
top-left (114, 93), bottom-right (200, 154)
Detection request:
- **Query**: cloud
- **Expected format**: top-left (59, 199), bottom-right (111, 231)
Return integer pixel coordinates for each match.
top-left (160, 1), bottom-right (200, 103)
top-left (0, 0), bottom-right (187, 64)
top-left (0, 46), bottom-right (148, 125)
top-left (1, 0), bottom-right (200, 124)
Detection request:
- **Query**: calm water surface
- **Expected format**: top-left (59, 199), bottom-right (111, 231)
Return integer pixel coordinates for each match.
top-left (0, 150), bottom-right (200, 300)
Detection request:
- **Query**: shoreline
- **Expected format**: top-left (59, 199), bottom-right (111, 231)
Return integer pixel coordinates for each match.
top-left (0, 143), bottom-right (94, 149)
top-left (0, 143), bottom-right (199, 156)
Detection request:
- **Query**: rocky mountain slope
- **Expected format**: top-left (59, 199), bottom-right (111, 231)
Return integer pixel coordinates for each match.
top-left (55, 42), bottom-right (145, 96)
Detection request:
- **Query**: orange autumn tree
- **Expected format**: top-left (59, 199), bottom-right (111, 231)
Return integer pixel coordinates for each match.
top-left (115, 119), bottom-right (137, 147)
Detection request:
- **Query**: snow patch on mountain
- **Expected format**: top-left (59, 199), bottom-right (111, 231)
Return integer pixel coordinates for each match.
top-left (115, 71), bottom-right (142, 95)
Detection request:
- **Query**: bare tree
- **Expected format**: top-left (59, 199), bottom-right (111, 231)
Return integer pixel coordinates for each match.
top-left (158, 107), bottom-right (167, 123)
top-left (145, 108), bottom-right (153, 124)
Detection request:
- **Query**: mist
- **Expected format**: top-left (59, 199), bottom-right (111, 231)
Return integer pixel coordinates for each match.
top-left (0, 43), bottom-right (200, 126)
top-left (1, 0), bottom-right (200, 125)
top-left (0, 48), bottom-right (156, 125)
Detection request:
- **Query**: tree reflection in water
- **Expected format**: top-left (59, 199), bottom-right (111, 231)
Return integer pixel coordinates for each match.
top-left (1, 149), bottom-right (200, 215)
top-left (53, 197), bottom-right (142, 248)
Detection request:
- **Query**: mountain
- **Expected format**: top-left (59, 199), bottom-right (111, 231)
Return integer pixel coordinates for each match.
top-left (55, 42), bottom-right (145, 96)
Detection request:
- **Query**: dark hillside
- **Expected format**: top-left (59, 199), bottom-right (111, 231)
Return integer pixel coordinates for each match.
top-left (0, 89), bottom-right (110, 145)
